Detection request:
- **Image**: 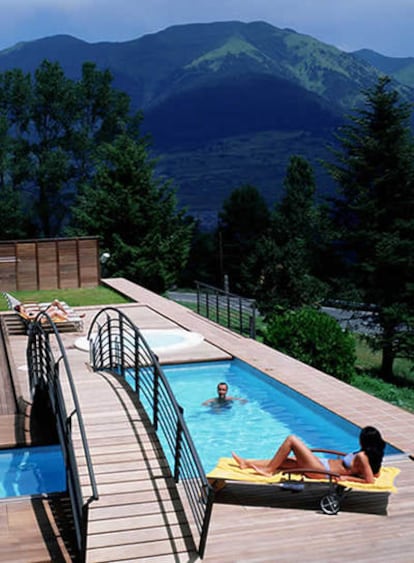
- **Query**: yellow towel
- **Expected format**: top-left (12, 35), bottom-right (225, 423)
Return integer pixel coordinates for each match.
top-left (207, 457), bottom-right (400, 493)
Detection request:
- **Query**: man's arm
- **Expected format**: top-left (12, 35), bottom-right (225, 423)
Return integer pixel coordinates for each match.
top-left (202, 398), bottom-right (215, 406)
top-left (228, 396), bottom-right (247, 404)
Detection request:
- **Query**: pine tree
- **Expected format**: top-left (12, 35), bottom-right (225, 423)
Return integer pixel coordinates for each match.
top-left (218, 184), bottom-right (270, 292)
top-left (68, 133), bottom-right (193, 293)
top-left (326, 76), bottom-right (414, 380)
top-left (245, 155), bottom-right (326, 315)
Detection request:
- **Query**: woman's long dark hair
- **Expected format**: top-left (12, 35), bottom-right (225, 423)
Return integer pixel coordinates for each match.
top-left (359, 426), bottom-right (385, 474)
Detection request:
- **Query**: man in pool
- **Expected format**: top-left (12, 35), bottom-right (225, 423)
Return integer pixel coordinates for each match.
top-left (202, 382), bottom-right (247, 409)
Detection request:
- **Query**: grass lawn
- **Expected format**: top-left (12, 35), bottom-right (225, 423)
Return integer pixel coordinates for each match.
top-left (0, 286), bottom-right (131, 310)
top-left (353, 335), bottom-right (414, 413)
top-left (355, 335), bottom-right (413, 382)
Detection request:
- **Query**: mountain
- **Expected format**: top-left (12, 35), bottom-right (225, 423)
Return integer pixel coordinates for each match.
top-left (353, 49), bottom-right (414, 88)
top-left (1, 22), bottom-right (413, 227)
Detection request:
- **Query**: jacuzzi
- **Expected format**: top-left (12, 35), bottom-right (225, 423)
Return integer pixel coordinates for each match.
top-left (75, 328), bottom-right (204, 354)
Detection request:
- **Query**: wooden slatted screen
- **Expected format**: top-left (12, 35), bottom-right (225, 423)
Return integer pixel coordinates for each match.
top-left (0, 237), bottom-right (100, 291)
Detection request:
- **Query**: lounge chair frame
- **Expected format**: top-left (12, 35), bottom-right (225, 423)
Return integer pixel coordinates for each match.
top-left (2, 292), bottom-right (84, 333)
top-left (207, 449), bottom-right (400, 515)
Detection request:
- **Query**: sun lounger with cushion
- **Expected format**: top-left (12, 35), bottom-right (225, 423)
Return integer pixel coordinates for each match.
top-left (3, 292), bottom-right (84, 332)
top-left (207, 455), bottom-right (400, 514)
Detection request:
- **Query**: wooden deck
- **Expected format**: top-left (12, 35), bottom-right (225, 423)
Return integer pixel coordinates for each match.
top-left (61, 347), bottom-right (200, 562)
top-left (1, 279), bottom-right (413, 562)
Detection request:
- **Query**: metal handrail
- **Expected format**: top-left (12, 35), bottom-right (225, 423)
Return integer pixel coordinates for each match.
top-left (87, 307), bottom-right (214, 559)
top-left (26, 312), bottom-right (99, 562)
top-left (195, 280), bottom-right (257, 338)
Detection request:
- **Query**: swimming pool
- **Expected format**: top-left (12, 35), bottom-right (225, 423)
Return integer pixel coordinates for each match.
top-left (140, 359), bottom-right (401, 473)
top-left (75, 328), bottom-right (204, 354)
top-left (0, 444), bottom-right (66, 499)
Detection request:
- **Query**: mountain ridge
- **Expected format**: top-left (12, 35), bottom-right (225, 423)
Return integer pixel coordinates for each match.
top-left (1, 21), bottom-right (413, 227)
top-left (352, 48), bottom-right (414, 88)
top-left (0, 21), bottom-right (386, 110)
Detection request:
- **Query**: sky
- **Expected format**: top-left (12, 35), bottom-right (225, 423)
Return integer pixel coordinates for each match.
top-left (1, 0), bottom-right (413, 58)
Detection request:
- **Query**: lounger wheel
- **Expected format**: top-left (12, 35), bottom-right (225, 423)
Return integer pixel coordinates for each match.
top-left (320, 493), bottom-right (341, 515)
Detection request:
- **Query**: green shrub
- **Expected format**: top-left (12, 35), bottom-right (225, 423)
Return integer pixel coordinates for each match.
top-left (264, 307), bottom-right (356, 382)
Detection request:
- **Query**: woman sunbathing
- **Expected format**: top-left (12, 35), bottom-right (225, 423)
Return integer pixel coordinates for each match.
top-left (232, 426), bottom-right (385, 484)
top-left (15, 299), bottom-right (70, 322)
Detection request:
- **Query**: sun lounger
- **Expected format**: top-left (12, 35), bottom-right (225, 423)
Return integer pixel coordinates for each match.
top-left (207, 456), bottom-right (400, 514)
top-left (2, 292), bottom-right (84, 333)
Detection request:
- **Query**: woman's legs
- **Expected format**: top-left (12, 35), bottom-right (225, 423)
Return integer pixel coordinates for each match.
top-left (45, 300), bottom-right (68, 320)
top-left (51, 300), bottom-right (67, 314)
top-left (231, 452), bottom-right (271, 470)
top-left (232, 435), bottom-right (325, 477)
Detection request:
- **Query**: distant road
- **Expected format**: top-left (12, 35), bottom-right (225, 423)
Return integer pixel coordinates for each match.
top-left (167, 291), bottom-right (378, 335)
top-left (167, 291), bottom-right (202, 304)
top-left (320, 306), bottom-right (378, 335)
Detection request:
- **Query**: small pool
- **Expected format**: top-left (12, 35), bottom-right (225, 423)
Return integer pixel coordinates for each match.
top-left (0, 444), bottom-right (66, 499)
top-left (75, 328), bottom-right (204, 354)
top-left (140, 359), bottom-right (402, 473)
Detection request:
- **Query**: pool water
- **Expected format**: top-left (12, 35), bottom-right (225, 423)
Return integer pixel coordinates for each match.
top-left (0, 444), bottom-right (66, 499)
top-left (154, 359), bottom-right (401, 473)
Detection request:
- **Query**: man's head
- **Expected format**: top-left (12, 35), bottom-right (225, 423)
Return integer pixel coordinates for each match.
top-left (217, 382), bottom-right (228, 399)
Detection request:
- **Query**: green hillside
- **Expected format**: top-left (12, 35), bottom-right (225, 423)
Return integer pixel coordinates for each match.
top-left (1, 21), bottom-right (412, 226)
top-left (354, 49), bottom-right (414, 88)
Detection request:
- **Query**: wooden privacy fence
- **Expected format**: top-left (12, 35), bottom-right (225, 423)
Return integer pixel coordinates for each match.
top-left (0, 237), bottom-right (100, 291)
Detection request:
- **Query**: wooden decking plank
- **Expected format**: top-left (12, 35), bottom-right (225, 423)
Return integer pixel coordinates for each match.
top-left (86, 536), bottom-right (194, 562)
top-left (88, 500), bottom-right (184, 521)
top-left (87, 488), bottom-right (182, 509)
top-left (86, 477), bottom-right (177, 496)
top-left (79, 468), bottom-right (171, 487)
top-left (87, 523), bottom-right (191, 549)
top-left (72, 432), bottom-right (158, 447)
top-left (90, 492), bottom-right (182, 509)
top-left (114, 555), bottom-right (199, 563)
top-left (78, 458), bottom-right (170, 475)
top-left (73, 440), bottom-right (163, 457)
top-left (88, 510), bottom-right (188, 534)
top-left (0, 496), bottom-right (75, 562)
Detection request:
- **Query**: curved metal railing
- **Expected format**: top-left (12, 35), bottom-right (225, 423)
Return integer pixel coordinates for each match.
top-left (88, 307), bottom-right (214, 559)
top-left (26, 313), bottom-right (98, 562)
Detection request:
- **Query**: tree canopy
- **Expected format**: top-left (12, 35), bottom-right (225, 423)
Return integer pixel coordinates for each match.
top-left (0, 60), bottom-right (131, 237)
top-left (326, 76), bottom-right (414, 379)
top-left (0, 59), bottom-right (193, 292)
top-left (68, 133), bottom-right (193, 293)
top-left (244, 155), bottom-right (327, 315)
top-left (217, 184), bottom-right (270, 292)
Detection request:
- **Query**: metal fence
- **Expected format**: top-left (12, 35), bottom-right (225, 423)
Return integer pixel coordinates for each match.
top-left (195, 281), bottom-right (257, 338)
top-left (88, 307), bottom-right (214, 558)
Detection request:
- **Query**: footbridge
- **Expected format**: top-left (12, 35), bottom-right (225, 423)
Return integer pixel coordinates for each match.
top-left (25, 307), bottom-right (214, 562)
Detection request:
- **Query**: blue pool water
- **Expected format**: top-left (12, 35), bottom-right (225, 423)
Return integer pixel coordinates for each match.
top-left (0, 444), bottom-right (66, 499)
top-left (155, 359), bottom-right (401, 473)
